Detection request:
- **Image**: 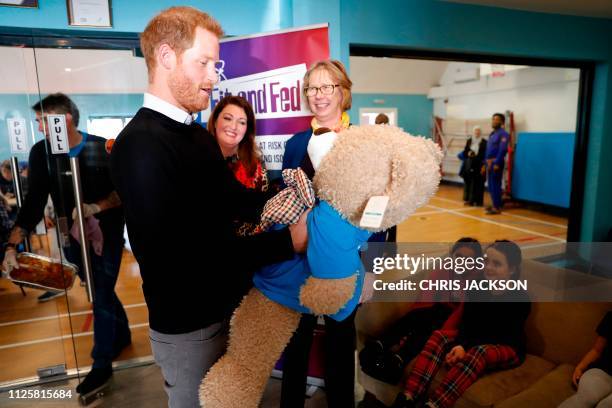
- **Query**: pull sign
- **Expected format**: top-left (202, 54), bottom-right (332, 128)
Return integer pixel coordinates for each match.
top-left (47, 114), bottom-right (69, 154)
top-left (7, 118), bottom-right (28, 154)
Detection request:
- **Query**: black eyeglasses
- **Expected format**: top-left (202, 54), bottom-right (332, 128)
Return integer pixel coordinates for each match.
top-left (304, 84), bottom-right (340, 97)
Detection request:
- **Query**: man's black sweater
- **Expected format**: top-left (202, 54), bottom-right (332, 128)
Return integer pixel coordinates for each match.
top-left (110, 108), bottom-right (294, 334)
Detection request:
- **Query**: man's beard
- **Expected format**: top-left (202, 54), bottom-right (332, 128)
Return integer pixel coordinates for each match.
top-left (168, 66), bottom-right (210, 113)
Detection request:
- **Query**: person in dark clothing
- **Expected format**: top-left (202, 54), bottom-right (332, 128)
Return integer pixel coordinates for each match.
top-left (0, 160), bottom-right (18, 220)
top-left (360, 238), bottom-right (483, 385)
top-left (280, 59), bottom-right (359, 408)
top-left (2, 93), bottom-right (130, 396)
top-left (109, 7), bottom-right (307, 408)
top-left (0, 197), bottom-right (14, 262)
top-left (208, 95), bottom-right (269, 237)
top-left (559, 311), bottom-right (612, 407)
top-left (458, 126), bottom-right (487, 206)
top-left (0, 160), bottom-right (15, 197)
top-left (375, 112), bottom-right (390, 125)
top-left (393, 240), bottom-right (531, 408)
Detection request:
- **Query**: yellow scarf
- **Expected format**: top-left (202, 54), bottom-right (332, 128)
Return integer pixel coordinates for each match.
top-left (311, 112), bottom-right (350, 133)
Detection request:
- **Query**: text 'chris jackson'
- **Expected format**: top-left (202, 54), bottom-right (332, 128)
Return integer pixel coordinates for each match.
top-left (373, 279), bottom-right (528, 292)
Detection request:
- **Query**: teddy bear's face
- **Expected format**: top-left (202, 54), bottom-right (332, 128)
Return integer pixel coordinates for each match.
top-left (313, 125), bottom-right (442, 232)
top-left (307, 127), bottom-right (337, 171)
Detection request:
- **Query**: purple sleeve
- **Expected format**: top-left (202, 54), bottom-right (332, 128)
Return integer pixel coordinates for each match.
top-left (494, 132), bottom-right (509, 166)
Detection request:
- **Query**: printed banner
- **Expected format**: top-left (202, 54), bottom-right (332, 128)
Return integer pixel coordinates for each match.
top-left (198, 24), bottom-right (330, 174)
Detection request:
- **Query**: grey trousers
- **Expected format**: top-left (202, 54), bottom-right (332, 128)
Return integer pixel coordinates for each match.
top-left (559, 368), bottom-right (612, 408)
top-left (150, 321), bottom-right (228, 408)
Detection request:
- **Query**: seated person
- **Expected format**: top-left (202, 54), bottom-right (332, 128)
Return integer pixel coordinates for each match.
top-left (392, 239), bottom-right (531, 408)
top-left (360, 238), bottom-right (483, 384)
top-left (559, 310), bottom-right (612, 408)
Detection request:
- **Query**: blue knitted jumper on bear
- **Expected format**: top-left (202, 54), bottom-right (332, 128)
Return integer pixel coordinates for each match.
top-left (253, 200), bottom-right (372, 321)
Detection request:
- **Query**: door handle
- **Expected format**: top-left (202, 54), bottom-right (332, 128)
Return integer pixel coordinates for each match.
top-left (70, 157), bottom-right (95, 303)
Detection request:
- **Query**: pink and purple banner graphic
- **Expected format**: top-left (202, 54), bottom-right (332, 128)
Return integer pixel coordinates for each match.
top-left (198, 24), bottom-right (330, 173)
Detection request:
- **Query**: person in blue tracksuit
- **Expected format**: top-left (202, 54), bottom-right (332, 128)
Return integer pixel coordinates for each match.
top-left (485, 113), bottom-right (510, 215)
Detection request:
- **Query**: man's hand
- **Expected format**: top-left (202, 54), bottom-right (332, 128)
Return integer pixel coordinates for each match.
top-left (445, 345), bottom-right (466, 366)
top-left (72, 203), bottom-right (101, 220)
top-left (493, 164), bottom-right (500, 172)
top-left (572, 366), bottom-right (583, 387)
top-left (44, 216), bottom-right (55, 229)
top-left (289, 209), bottom-right (310, 253)
top-left (480, 166), bottom-right (486, 176)
top-left (359, 272), bottom-right (376, 303)
top-left (2, 248), bottom-right (19, 274)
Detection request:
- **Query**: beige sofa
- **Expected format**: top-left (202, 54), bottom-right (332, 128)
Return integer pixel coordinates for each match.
top-left (356, 259), bottom-right (612, 408)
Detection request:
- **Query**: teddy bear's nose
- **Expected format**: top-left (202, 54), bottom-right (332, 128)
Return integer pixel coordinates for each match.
top-left (314, 127), bottom-right (332, 135)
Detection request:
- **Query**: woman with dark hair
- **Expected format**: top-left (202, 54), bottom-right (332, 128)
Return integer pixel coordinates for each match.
top-left (208, 96), bottom-right (268, 236)
top-left (208, 95), bottom-right (267, 193)
top-left (360, 237), bottom-right (483, 384)
top-left (393, 239), bottom-right (531, 408)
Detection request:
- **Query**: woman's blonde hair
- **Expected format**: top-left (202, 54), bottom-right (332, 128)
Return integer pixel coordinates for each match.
top-left (303, 60), bottom-right (352, 112)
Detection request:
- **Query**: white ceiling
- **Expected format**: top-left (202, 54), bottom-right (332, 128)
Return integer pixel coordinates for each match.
top-left (441, 0), bottom-right (612, 19)
top-left (0, 46), bottom-right (147, 94)
top-left (350, 57), bottom-right (448, 94)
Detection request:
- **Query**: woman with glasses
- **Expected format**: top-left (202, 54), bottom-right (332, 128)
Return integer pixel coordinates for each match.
top-left (279, 59), bottom-right (357, 408)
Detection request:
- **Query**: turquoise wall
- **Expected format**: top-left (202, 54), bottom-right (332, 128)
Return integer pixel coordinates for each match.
top-left (1, 0), bottom-right (611, 240)
top-left (349, 94), bottom-right (432, 137)
top-left (338, 0), bottom-right (612, 242)
top-left (0, 0), bottom-right (289, 36)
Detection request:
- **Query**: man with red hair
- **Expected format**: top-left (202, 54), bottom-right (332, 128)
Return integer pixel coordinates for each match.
top-left (110, 7), bottom-right (307, 407)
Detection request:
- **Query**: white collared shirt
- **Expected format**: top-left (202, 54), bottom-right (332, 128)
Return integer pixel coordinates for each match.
top-left (142, 93), bottom-right (198, 125)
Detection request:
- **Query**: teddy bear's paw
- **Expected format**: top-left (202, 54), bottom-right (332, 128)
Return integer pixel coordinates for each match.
top-left (299, 275), bottom-right (357, 315)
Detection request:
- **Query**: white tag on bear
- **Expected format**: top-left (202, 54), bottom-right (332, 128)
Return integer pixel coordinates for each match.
top-left (359, 196), bottom-right (389, 229)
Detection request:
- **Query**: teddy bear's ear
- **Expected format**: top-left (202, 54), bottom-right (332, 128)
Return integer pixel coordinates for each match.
top-left (383, 155), bottom-right (408, 199)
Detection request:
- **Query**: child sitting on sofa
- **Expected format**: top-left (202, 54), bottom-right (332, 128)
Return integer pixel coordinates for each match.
top-left (392, 239), bottom-right (531, 408)
top-left (559, 310), bottom-right (612, 408)
top-left (360, 238), bottom-right (483, 384)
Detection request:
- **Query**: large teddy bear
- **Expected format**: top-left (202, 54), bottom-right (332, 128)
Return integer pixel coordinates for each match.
top-left (199, 124), bottom-right (442, 408)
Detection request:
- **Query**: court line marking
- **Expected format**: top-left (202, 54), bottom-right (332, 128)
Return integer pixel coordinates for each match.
top-left (497, 212), bottom-right (568, 229)
top-left (430, 196), bottom-right (568, 229)
top-left (0, 303), bottom-right (147, 328)
top-left (522, 241), bottom-right (566, 250)
top-left (0, 322), bottom-right (149, 351)
top-left (426, 204), bottom-right (566, 243)
top-left (431, 197), bottom-right (567, 229)
top-left (415, 206), bottom-right (475, 216)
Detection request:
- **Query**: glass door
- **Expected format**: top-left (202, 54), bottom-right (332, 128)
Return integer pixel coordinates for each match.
top-left (30, 38), bottom-right (152, 388)
top-left (0, 43), bottom-right (74, 387)
top-left (0, 31), bottom-right (151, 399)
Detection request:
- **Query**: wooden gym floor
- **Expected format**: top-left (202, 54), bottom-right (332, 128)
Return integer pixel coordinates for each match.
top-left (0, 184), bottom-right (568, 383)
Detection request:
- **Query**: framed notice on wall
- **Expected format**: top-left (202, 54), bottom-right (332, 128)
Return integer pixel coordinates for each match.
top-left (0, 1), bottom-right (38, 7)
top-left (67, 0), bottom-right (112, 28)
